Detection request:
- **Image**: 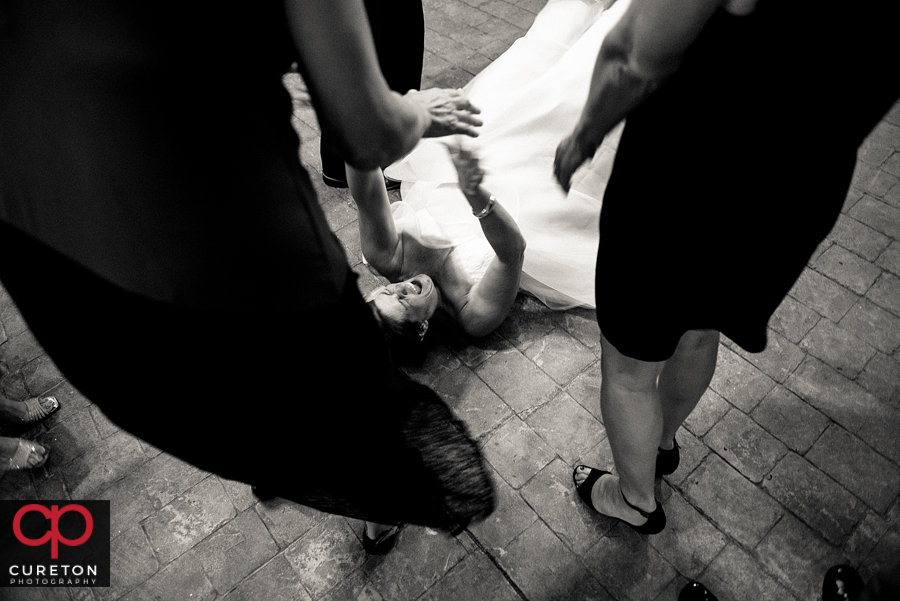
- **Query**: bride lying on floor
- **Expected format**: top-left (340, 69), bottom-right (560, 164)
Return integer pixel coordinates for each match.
top-left (350, 0), bottom-right (629, 338)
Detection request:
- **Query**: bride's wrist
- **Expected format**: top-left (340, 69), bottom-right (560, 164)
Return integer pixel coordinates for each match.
top-left (464, 186), bottom-right (491, 210)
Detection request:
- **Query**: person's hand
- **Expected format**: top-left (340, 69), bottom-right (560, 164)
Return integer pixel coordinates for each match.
top-left (444, 139), bottom-right (485, 197)
top-left (553, 134), bottom-right (592, 193)
top-left (405, 88), bottom-right (483, 138)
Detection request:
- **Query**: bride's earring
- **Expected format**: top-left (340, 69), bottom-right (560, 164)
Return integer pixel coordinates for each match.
top-left (418, 320), bottom-right (429, 341)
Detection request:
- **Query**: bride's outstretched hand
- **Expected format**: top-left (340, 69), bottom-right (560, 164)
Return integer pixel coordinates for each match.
top-left (553, 134), bottom-right (590, 193)
top-left (406, 88), bottom-right (483, 139)
top-left (444, 140), bottom-right (485, 197)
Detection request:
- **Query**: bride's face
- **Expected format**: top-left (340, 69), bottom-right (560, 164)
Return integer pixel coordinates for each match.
top-left (368, 274), bottom-right (439, 332)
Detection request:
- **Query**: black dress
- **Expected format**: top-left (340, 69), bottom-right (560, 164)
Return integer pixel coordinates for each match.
top-left (596, 0), bottom-right (900, 361)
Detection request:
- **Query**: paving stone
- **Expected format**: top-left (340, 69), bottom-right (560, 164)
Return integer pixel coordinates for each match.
top-left (219, 477), bottom-right (255, 513)
top-left (475, 348), bottom-right (559, 413)
top-left (829, 215), bottom-right (893, 261)
top-left (189, 507), bottom-right (278, 594)
top-left (708, 347), bottom-right (775, 412)
top-left (799, 318), bottom-right (877, 378)
top-left (444, 330), bottom-right (508, 368)
top-left (284, 515), bottom-right (367, 599)
top-left (62, 430), bottom-right (149, 499)
top-left (750, 386), bottom-right (831, 454)
top-left (648, 493), bottom-right (728, 579)
top-left (497, 520), bottom-right (597, 601)
top-left (33, 471), bottom-right (68, 501)
top-left (770, 295), bottom-right (821, 343)
top-left (525, 392), bottom-right (605, 464)
top-left (0, 329), bottom-right (44, 372)
top-left (551, 307), bottom-right (602, 354)
top-left (859, 528), bottom-right (900, 583)
top-left (699, 543), bottom-right (800, 601)
top-left (683, 388), bottom-right (730, 437)
top-left (523, 328), bottom-right (597, 386)
top-left (35, 404), bottom-right (102, 469)
top-left (875, 240), bottom-right (900, 276)
top-left (434, 366), bottom-right (514, 439)
top-left (402, 344), bottom-right (463, 387)
top-left (733, 330), bottom-right (806, 385)
top-left (144, 476), bottom-right (237, 565)
top-left (468, 464), bottom-right (537, 551)
top-left (682, 454), bottom-right (782, 548)
top-left (418, 550), bottom-right (520, 601)
top-left (119, 551), bottom-right (216, 601)
top-left (565, 361), bottom-right (603, 422)
top-left (763, 453), bottom-right (865, 545)
top-left (842, 507), bottom-right (894, 565)
top-left (813, 245), bottom-right (881, 295)
top-left (483, 415), bottom-right (556, 488)
top-left (99, 526), bottom-right (159, 601)
top-left (788, 270), bottom-right (857, 322)
top-left (220, 555), bottom-right (312, 601)
top-left (703, 409), bottom-right (788, 483)
top-left (21, 355), bottom-right (65, 397)
top-left (519, 458), bottom-right (611, 555)
top-left (98, 471), bottom-right (157, 538)
top-left (256, 497), bottom-right (327, 550)
top-left (839, 298), bottom-right (900, 354)
top-left (849, 194), bottom-right (900, 239)
top-left (858, 139), bottom-right (894, 168)
top-left (582, 524), bottom-right (678, 601)
top-left (496, 296), bottom-right (557, 352)
top-left (363, 526), bottom-right (467, 601)
top-left (806, 425), bottom-right (900, 512)
top-left (86, 405), bottom-right (119, 439)
top-left (754, 513), bottom-right (849, 601)
top-left (786, 356), bottom-right (881, 434)
top-left (867, 272), bottom-right (900, 318)
top-left (0, 469), bottom-right (38, 501)
top-left (856, 401), bottom-right (900, 464)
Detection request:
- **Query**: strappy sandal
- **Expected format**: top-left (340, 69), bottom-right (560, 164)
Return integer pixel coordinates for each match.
top-left (1, 396), bottom-right (60, 426)
top-left (362, 524), bottom-right (402, 555)
top-left (1, 438), bottom-right (50, 475)
top-left (572, 465), bottom-right (666, 535)
top-left (656, 436), bottom-right (680, 477)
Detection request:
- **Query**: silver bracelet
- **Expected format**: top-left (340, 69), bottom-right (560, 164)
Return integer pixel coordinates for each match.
top-left (473, 195), bottom-right (497, 219)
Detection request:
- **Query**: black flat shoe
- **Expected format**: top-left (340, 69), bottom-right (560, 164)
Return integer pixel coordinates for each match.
top-left (822, 565), bottom-right (864, 601)
top-left (362, 524), bottom-right (402, 555)
top-left (678, 581), bottom-right (718, 601)
top-left (572, 465), bottom-right (666, 535)
top-left (656, 436), bottom-right (680, 477)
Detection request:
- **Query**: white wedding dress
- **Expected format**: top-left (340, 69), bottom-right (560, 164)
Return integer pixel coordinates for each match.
top-left (384, 0), bottom-right (629, 310)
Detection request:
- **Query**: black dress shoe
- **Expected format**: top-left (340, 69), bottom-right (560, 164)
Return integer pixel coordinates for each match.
top-left (322, 173), bottom-right (349, 188)
top-left (822, 565), bottom-right (864, 601)
top-left (362, 524), bottom-right (401, 555)
top-left (678, 581), bottom-right (718, 601)
top-left (251, 485), bottom-right (277, 501)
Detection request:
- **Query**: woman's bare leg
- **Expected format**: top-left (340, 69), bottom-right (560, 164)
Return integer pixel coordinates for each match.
top-left (657, 329), bottom-right (720, 449)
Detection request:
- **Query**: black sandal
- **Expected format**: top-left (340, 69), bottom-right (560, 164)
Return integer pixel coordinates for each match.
top-left (656, 436), bottom-right (680, 477)
top-left (572, 465), bottom-right (666, 535)
top-left (678, 581), bottom-right (718, 601)
top-left (822, 565), bottom-right (864, 601)
top-left (363, 524), bottom-right (402, 555)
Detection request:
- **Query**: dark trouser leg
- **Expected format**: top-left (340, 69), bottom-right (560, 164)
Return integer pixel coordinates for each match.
top-left (320, 0), bottom-right (424, 186)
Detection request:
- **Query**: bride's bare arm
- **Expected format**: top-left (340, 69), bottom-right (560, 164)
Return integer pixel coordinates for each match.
top-left (346, 165), bottom-right (403, 279)
top-left (447, 146), bottom-right (526, 337)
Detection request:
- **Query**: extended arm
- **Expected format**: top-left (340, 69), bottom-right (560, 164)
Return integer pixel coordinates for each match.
top-left (284, 0), bottom-right (429, 169)
top-left (554, 0), bottom-right (723, 190)
top-left (346, 166), bottom-right (403, 279)
top-left (447, 145), bottom-right (526, 337)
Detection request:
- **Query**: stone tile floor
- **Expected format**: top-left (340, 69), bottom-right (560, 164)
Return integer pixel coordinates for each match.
top-left (2, 0), bottom-right (899, 600)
